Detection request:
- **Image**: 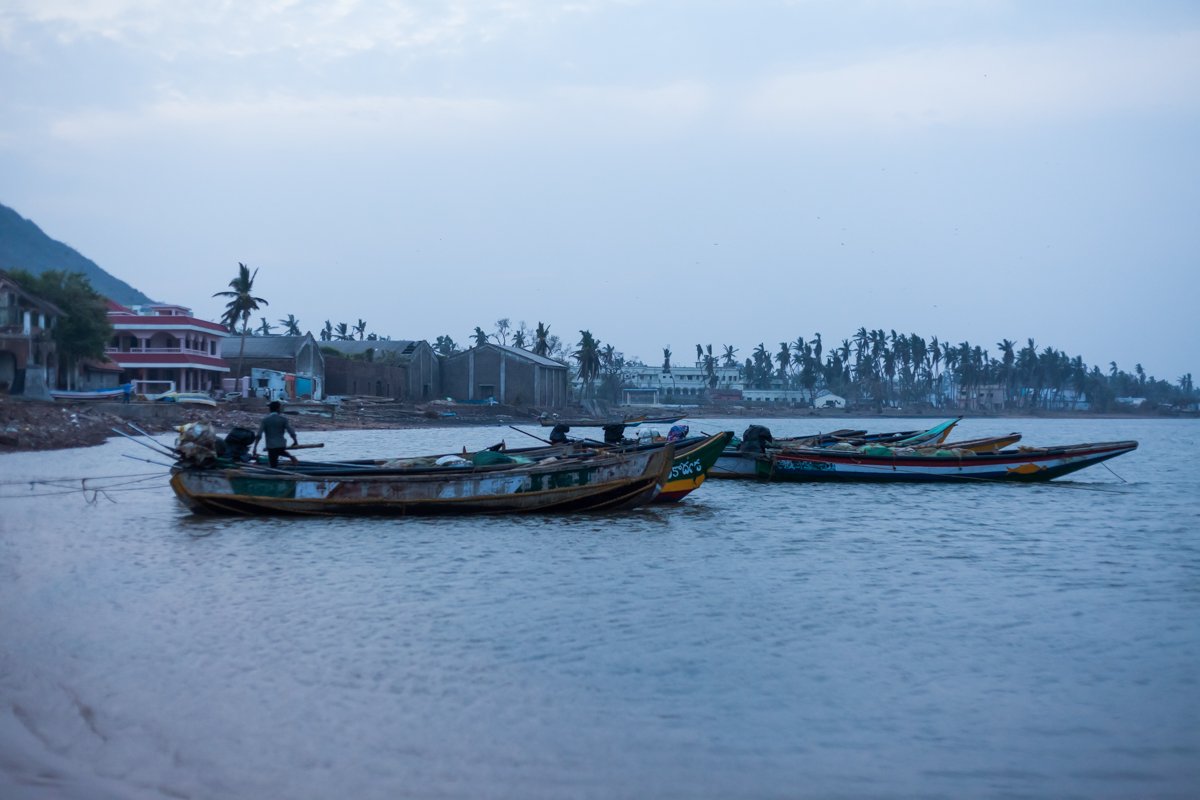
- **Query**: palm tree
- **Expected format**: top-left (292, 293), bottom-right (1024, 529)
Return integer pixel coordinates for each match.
top-left (354, 319), bottom-right (368, 340)
top-left (996, 338), bottom-right (1016, 406)
top-left (473, 327), bottom-right (490, 347)
top-left (255, 317), bottom-right (274, 336)
top-left (752, 343), bottom-right (771, 389)
top-left (320, 320), bottom-right (333, 341)
top-left (512, 329), bottom-right (527, 349)
top-left (662, 347), bottom-right (672, 373)
top-left (213, 262), bottom-right (268, 379)
top-left (278, 314), bottom-right (302, 336)
top-left (434, 335), bottom-right (458, 356)
top-left (334, 322), bottom-right (351, 341)
top-left (574, 330), bottom-right (602, 397)
top-left (532, 322), bottom-right (551, 356)
top-left (775, 342), bottom-right (791, 384)
top-left (703, 344), bottom-right (718, 389)
top-left (721, 345), bottom-right (738, 368)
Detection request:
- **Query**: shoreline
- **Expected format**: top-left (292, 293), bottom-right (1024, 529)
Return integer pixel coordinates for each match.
top-left (0, 396), bottom-right (1188, 454)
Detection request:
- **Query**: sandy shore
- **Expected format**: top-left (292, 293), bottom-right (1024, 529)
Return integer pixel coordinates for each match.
top-left (0, 396), bottom-right (538, 453)
top-left (0, 395), bottom-right (1175, 454)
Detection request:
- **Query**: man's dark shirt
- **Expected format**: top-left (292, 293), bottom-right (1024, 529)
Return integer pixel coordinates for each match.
top-left (256, 412), bottom-right (296, 449)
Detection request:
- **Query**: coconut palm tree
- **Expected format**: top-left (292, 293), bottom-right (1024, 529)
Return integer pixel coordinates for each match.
top-left (703, 344), bottom-right (718, 388)
top-left (320, 320), bottom-right (333, 341)
top-left (721, 345), bottom-right (738, 368)
top-left (532, 322), bottom-right (551, 356)
top-left (278, 314), bottom-right (302, 336)
top-left (213, 262), bottom-right (268, 379)
top-left (662, 347), bottom-right (672, 373)
top-left (334, 322), bottom-right (351, 341)
top-left (434, 335), bottom-right (457, 356)
top-left (354, 319), bottom-right (368, 340)
top-left (473, 327), bottom-right (490, 347)
top-left (775, 342), bottom-right (791, 384)
top-left (255, 317), bottom-right (274, 336)
top-left (574, 330), bottom-right (602, 397)
top-left (752, 343), bottom-right (771, 389)
top-left (512, 329), bottom-right (527, 349)
top-left (996, 338), bottom-right (1016, 406)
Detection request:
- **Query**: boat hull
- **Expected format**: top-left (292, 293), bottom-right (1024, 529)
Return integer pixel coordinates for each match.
top-left (654, 431), bottom-right (734, 503)
top-left (50, 387), bottom-right (126, 401)
top-left (170, 445), bottom-right (674, 515)
top-left (758, 441), bottom-right (1138, 483)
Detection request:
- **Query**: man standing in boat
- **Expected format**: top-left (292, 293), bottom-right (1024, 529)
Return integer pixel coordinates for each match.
top-left (252, 400), bottom-right (300, 468)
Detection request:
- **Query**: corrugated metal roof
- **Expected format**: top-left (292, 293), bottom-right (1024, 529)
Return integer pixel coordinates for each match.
top-left (320, 339), bottom-right (422, 359)
top-left (221, 334), bottom-right (315, 359)
top-left (445, 343), bottom-right (568, 369)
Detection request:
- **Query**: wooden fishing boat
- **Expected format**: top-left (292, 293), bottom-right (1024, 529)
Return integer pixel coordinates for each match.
top-left (156, 391), bottom-right (218, 407)
top-left (927, 432), bottom-right (1022, 454)
top-left (484, 430), bottom-right (734, 503)
top-left (538, 415), bottom-right (647, 428)
top-left (169, 438), bottom-right (676, 515)
top-left (742, 440), bottom-right (1138, 483)
top-left (711, 418), bottom-right (962, 479)
top-left (50, 386), bottom-right (127, 401)
top-left (647, 431), bottom-right (733, 502)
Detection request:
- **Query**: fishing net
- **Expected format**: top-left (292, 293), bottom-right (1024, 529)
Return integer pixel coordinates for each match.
top-left (176, 422), bottom-right (219, 466)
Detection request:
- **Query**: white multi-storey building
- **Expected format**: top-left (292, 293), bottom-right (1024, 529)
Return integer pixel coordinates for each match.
top-left (619, 362), bottom-right (744, 405)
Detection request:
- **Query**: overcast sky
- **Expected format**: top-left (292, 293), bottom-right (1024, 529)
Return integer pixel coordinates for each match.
top-left (2, 1), bottom-right (1197, 379)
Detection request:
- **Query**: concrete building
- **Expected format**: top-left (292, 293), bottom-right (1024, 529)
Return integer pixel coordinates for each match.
top-left (620, 362), bottom-right (743, 405)
top-left (106, 301), bottom-right (230, 394)
top-left (0, 269), bottom-right (62, 397)
top-left (320, 339), bottom-right (439, 400)
top-left (441, 344), bottom-right (568, 407)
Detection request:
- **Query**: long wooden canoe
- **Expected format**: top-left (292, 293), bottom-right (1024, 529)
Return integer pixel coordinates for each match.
top-left (751, 440), bottom-right (1137, 482)
top-left (170, 444), bottom-right (675, 515)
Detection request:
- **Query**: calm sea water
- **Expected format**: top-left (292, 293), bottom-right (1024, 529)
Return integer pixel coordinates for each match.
top-left (1, 416), bottom-right (1197, 800)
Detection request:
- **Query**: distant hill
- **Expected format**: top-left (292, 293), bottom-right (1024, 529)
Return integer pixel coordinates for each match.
top-left (0, 202), bottom-right (154, 306)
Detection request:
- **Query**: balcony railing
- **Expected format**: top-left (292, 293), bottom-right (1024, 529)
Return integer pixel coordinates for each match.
top-left (106, 346), bottom-right (219, 356)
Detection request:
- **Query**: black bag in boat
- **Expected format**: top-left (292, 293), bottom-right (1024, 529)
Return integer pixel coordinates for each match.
top-left (739, 424), bottom-right (774, 453)
top-left (224, 426), bottom-right (257, 462)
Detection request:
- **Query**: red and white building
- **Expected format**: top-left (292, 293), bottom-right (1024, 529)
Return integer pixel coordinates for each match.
top-left (106, 301), bottom-right (230, 393)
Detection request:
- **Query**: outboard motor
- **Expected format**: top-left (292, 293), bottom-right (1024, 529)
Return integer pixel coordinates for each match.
top-left (549, 424), bottom-right (571, 444)
top-left (224, 426), bottom-right (257, 462)
top-left (602, 423), bottom-right (626, 445)
top-left (739, 424), bottom-right (774, 453)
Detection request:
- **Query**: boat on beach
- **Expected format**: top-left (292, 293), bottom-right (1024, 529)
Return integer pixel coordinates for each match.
top-left (155, 391), bottom-right (218, 407)
top-left (50, 386), bottom-right (129, 401)
top-left (168, 424), bottom-right (676, 515)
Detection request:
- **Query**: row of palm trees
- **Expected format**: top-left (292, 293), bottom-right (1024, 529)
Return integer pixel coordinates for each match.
top-left (215, 266), bottom-right (1193, 410)
top-left (661, 329), bottom-right (1194, 411)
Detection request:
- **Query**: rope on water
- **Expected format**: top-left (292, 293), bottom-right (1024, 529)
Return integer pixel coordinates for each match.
top-left (0, 472), bottom-right (169, 501)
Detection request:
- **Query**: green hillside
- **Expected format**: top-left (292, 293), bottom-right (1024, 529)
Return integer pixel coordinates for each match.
top-left (0, 202), bottom-right (154, 306)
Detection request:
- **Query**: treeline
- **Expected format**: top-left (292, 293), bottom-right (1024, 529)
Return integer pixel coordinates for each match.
top-left (211, 264), bottom-right (1194, 413)
top-left (460, 320), bottom-right (1196, 412)
top-left (722, 329), bottom-right (1194, 412)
